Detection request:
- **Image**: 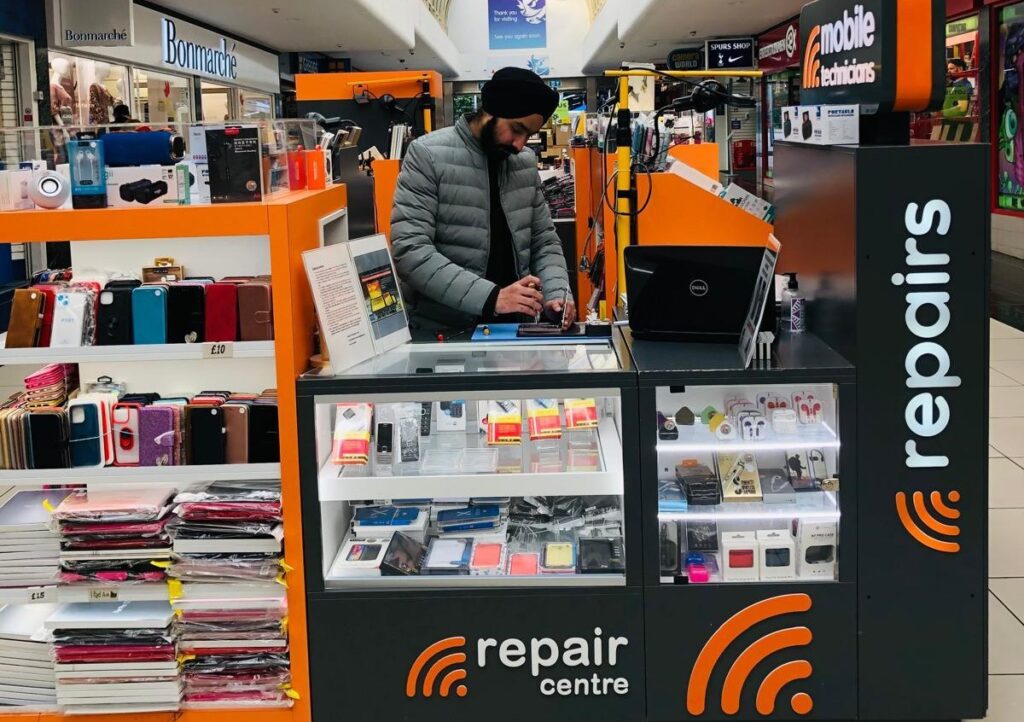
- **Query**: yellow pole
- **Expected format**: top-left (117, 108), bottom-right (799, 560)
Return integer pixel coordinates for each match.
top-left (423, 106), bottom-right (433, 132)
top-left (615, 75), bottom-right (631, 309)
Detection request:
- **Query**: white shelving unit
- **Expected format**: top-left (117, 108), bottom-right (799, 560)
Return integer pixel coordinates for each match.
top-left (318, 416), bottom-right (622, 501)
top-left (0, 338), bottom-right (275, 364)
top-left (0, 582), bottom-right (169, 606)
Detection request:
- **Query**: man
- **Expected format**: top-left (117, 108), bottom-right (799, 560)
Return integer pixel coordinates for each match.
top-left (390, 67), bottom-right (575, 337)
top-left (944, 58), bottom-right (974, 119)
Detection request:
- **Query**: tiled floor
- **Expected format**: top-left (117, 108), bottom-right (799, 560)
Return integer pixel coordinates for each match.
top-left (983, 318), bottom-right (1024, 720)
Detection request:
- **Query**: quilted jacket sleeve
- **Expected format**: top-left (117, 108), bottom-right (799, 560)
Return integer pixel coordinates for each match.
top-left (390, 141), bottom-right (497, 317)
top-left (529, 175), bottom-right (572, 303)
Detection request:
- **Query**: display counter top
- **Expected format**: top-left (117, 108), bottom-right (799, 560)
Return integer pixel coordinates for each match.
top-left (298, 336), bottom-right (633, 394)
top-left (620, 328), bottom-right (854, 384)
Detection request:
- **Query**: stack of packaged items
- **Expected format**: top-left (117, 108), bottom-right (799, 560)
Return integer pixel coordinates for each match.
top-left (45, 601), bottom-right (180, 714)
top-left (24, 363), bottom-right (79, 408)
top-left (0, 603), bottom-right (58, 706)
top-left (52, 487), bottom-right (175, 598)
top-left (169, 481), bottom-right (292, 708)
top-left (0, 489), bottom-right (72, 590)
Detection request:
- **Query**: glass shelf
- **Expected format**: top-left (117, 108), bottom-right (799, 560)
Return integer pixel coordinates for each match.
top-left (654, 382), bottom-right (841, 585)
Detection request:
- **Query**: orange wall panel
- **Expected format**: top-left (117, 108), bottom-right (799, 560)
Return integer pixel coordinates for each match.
top-left (374, 159), bottom-right (401, 241)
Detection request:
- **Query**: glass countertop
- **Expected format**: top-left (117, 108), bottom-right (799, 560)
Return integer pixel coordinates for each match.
top-left (305, 341), bottom-right (623, 378)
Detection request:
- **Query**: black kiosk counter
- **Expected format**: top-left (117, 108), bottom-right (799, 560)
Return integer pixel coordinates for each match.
top-left (296, 336), bottom-right (646, 722)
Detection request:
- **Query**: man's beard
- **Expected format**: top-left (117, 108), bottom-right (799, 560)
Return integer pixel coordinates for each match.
top-left (482, 117), bottom-right (518, 160)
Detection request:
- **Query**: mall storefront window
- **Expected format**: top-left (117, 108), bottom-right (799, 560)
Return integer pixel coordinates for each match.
top-left (46, 2), bottom-right (279, 126)
top-left (910, 15), bottom-right (980, 143)
top-left (755, 19), bottom-right (801, 194)
top-left (996, 2), bottom-right (1024, 213)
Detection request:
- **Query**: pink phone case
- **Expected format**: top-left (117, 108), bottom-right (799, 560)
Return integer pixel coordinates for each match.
top-left (139, 406), bottom-right (176, 467)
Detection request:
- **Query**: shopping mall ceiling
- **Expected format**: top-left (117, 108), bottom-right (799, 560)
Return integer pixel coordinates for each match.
top-left (154, 0), bottom-right (418, 52)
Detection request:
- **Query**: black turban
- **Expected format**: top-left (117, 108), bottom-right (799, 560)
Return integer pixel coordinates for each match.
top-left (481, 67), bottom-right (560, 121)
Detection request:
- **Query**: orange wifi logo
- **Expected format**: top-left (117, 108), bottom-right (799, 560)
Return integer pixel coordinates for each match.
top-left (895, 490), bottom-right (961, 553)
top-left (687, 593), bottom-right (814, 717)
top-left (406, 636), bottom-right (469, 699)
top-left (803, 25), bottom-right (821, 88)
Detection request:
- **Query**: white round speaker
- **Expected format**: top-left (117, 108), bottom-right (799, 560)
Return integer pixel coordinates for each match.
top-left (28, 171), bottom-right (70, 209)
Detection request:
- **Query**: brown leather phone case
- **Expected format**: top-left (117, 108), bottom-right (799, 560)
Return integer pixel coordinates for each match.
top-left (6, 289), bottom-right (44, 348)
top-left (238, 281), bottom-right (274, 341)
top-left (223, 404), bottom-right (250, 464)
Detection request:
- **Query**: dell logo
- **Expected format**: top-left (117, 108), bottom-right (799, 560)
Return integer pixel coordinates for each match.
top-left (689, 280), bottom-right (709, 297)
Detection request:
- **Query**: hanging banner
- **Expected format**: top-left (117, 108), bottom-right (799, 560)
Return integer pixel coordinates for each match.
top-left (488, 0), bottom-right (547, 50)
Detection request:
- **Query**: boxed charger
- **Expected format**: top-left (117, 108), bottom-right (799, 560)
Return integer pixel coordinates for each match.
top-left (784, 105), bottom-right (860, 146)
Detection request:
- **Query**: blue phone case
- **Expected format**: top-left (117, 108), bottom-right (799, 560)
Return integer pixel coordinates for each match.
top-left (132, 286), bottom-right (168, 344)
top-left (354, 506), bottom-right (419, 526)
top-left (437, 505), bottom-right (500, 526)
top-left (69, 403), bottom-right (103, 467)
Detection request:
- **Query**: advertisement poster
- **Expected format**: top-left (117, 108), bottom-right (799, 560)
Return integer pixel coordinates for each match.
top-left (488, 0), bottom-right (546, 50)
top-left (998, 6), bottom-right (1024, 211)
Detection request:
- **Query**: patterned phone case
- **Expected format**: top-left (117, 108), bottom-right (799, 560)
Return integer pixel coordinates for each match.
top-left (139, 406), bottom-right (176, 467)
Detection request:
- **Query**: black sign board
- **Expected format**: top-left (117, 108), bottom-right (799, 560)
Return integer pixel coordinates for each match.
top-left (705, 38), bottom-right (755, 69)
top-left (799, 0), bottom-right (944, 112)
top-left (667, 47), bottom-right (703, 71)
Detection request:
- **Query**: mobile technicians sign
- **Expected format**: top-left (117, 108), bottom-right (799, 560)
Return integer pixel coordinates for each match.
top-left (800, 0), bottom-right (944, 112)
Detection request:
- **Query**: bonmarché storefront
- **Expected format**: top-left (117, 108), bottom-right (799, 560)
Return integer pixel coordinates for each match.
top-left (45, 1), bottom-right (279, 126)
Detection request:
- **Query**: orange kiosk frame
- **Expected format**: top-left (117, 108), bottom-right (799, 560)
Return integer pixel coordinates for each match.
top-left (0, 186), bottom-right (346, 722)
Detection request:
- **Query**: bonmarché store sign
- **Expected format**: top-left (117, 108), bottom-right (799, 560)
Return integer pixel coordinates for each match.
top-left (162, 18), bottom-right (237, 80)
top-left (58, 0), bottom-right (134, 47)
top-left (50, 3), bottom-right (279, 94)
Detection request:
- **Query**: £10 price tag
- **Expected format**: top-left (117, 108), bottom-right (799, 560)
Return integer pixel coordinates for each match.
top-left (202, 342), bottom-right (234, 359)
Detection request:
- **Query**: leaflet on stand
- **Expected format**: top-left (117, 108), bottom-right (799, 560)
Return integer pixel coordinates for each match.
top-left (303, 233), bottom-right (410, 374)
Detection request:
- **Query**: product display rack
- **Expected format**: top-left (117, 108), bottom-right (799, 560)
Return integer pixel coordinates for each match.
top-left (297, 337), bottom-right (646, 722)
top-left (625, 329), bottom-right (860, 721)
top-left (0, 184), bottom-right (347, 722)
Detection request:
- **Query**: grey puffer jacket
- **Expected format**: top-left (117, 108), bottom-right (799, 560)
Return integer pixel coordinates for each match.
top-left (390, 115), bottom-right (571, 332)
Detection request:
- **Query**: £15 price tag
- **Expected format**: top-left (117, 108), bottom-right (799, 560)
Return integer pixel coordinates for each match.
top-left (27, 587), bottom-right (53, 603)
top-left (202, 342), bottom-right (234, 359)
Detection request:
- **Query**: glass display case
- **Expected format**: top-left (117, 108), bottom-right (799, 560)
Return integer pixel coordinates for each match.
top-left (297, 341), bottom-right (637, 590)
top-left (653, 382), bottom-right (841, 584)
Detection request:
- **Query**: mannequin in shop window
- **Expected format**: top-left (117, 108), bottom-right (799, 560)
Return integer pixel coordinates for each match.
top-left (49, 57), bottom-right (75, 124)
top-left (89, 62), bottom-right (123, 126)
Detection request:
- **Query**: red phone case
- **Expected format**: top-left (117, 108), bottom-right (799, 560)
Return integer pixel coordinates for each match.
top-left (33, 285), bottom-right (62, 347)
top-left (204, 283), bottom-right (238, 343)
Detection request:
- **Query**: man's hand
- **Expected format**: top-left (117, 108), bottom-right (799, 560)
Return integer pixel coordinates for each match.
top-left (495, 276), bottom-right (543, 317)
top-left (545, 296), bottom-right (576, 329)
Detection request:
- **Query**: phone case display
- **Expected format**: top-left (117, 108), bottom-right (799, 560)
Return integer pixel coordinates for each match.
top-left (302, 342), bottom-right (632, 591)
top-left (326, 496), bottom-right (624, 586)
top-left (321, 396), bottom-right (613, 481)
top-left (0, 367), bottom-right (278, 469)
top-left (0, 603), bottom-right (58, 706)
top-left (53, 487), bottom-right (175, 587)
top-left (44, 601), bottom-right (180, 713)
top-left (168, 481), bottom-right (293, 708)
top-left (654, 383), bottom-right (841, 584)
top-left (4, 275), bottom-right (274, 349)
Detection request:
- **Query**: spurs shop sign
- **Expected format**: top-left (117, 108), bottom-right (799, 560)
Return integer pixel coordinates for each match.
top-left (406, 629), bottom-right (631, 699)
top-left (800, 0), bottom-right (944, 112)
